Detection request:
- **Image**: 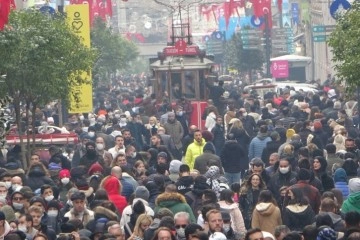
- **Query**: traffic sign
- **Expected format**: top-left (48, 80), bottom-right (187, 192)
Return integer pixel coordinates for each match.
top-left (241, 29), bottom-right (262, 34)
top-left (272, 39), bottom-right (293, 44)
top-left (313, 35), bottom-right (327, 42)
top-left (272, 28), bottom-right (293, 33)
top-left (243, 45), bottom-right (263, 50)
top-left (312, 26), bottom-right (326, 32)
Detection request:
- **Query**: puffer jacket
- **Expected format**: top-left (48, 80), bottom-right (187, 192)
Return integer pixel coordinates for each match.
top-left (154, 192), bottom-right (196, 223)
top-left (251, 202), bottom-right (282, 235)
top-left (248, 133), bottom-right (271, 160)
top-left (334, 168), bottom-right (349, 199)
top-left (341, 191), bottom-right (360, 214)
top-left (218, 201), bottom-right (246, 235)
top-left (283, 204), bottom-right (315, 231)
top-left (185, 138), bottom-right (206, 169)
top-left (101, 176), bottom-right (127, 214)
top-left (26, 164), bottom-right (55, 191)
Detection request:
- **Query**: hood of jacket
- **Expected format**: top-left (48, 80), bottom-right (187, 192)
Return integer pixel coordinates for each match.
top-left (93, 206), bottom-right (118, 221)
top-left (347, 191), bottom-right (360, 204)
top-left (204, 166), bottom-right (220, 179)
top-left (156, 192), bottom-right (186, 208)
top-left (218, 201), bottom-right (238, 210)
top-left (286, 204), bottom-right (312, 214)
top-left (334, 168), bottom-right (347, 183)
top-left (28, 165), bottom-right (46, 177)
top-left (257, 132), bottom-right (269, 140)
top-left (255, 202), bottom-right (276, 216)
top-left (102, 176), bottom-right (121, 195)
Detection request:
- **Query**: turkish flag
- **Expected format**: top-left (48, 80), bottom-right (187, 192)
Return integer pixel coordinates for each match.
top-left (223, 0), bottom-right (235, 28)
top-left (252, 0), bottom-right (272, 29)
top-left (0, 0), bottom-right (15, 30)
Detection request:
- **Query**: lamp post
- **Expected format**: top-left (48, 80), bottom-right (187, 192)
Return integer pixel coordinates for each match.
top-left (264, 13), bottom-right (272, 78)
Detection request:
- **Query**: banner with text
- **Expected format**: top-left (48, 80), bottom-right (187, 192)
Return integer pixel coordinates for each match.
top-left (66, 4), bottom-right (93, 113)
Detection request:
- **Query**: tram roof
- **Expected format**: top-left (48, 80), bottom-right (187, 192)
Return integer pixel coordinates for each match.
top-left (150, 56), bottom-right (213, 71)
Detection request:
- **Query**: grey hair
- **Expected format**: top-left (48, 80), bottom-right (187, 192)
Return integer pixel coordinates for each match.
top-left (174, 212), bottom-right (190, 222)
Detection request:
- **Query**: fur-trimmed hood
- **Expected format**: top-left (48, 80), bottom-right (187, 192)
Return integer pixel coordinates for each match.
top-left (155, 192), bottom-right (186, 208)
top-left (93, 206), bottom-right (118, 221)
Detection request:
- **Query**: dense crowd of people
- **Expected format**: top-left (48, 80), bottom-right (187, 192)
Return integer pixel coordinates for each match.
top-left (0, 77), bottom-right (360, 240)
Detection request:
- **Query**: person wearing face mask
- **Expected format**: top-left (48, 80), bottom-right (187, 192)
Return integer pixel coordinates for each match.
top-left (11, 191), bottom-right (25, 213)
top-left (174, 212), bottom-right (190, 240)
top-left (95, 137), bottom-right (113, 167)
top-left (108, 136), bottom-right (126, 160)
top-left (79, 142), bottom-right (106, 172)
top-left (268, 157), bottom-right (297, 206)
top-left (0, 183), bottom-right (9, 205)
top-left (17, 213), bottom-right (39, 240)
top-left (9, 176), bottom-right (23, 196)
top-left (46, 200), bottom-right (61, 234)
top-left (58, 169), bottom-right (73, 204)
top-left (238, 108), bottom-right (257, 138)
top-left (40, 185), bottom-right (55, 203)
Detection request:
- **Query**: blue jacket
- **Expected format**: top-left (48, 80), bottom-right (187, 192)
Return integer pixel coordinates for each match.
top-left (248, 133), bottom-right (271, 160)
top-left (335, 181), bottom-right (349, 199)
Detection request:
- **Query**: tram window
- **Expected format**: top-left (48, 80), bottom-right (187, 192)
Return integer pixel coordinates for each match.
top-left (171, 72), bottom-right (182, 99)
top-left (184, 71), bottom-right (196, 99)
top-left (161, 72), bottom-right (168, 97)
top-left (199, 70), bottom-right (206, 100)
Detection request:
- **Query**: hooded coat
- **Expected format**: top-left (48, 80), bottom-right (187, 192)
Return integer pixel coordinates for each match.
top-left (218, 201), bottom-right (246, 234)
top-left (283, 204), bottom-right (315, 231)
top-left (251, 202), bottom-right (282, 235)
top-left (248, 133), bottom-right (271, 160)
top-left (220, 139), bottom-right (248, 174)
top-left (101, 176), bottom-right (127, 214)
top-left (26, 164), bottom-right (55, 191)
top-left (154, 192), bottom-right (196, 223)
top-left (334, 168), bottom-right (349, 199)
top-left (194, 143), bottom-right (223, 175)
top-left (314, 157), bottom-right (335, 192)
top-left (341, 178), bottom-right (360, 214)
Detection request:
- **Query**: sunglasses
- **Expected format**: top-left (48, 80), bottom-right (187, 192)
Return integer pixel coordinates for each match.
top-left (175, 225), bottom-right (187, 229)
top-left (13, 197), bottom-right (23, 201)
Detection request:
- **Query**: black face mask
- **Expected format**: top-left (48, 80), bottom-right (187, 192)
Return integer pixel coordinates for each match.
top-left (86, 149), bottom-right (97, 158)
top-left (346, 147), bottom-right (355, 152)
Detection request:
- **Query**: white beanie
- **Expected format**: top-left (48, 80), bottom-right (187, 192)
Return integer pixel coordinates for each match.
top-left (349, 177), bottom-right (360, 194)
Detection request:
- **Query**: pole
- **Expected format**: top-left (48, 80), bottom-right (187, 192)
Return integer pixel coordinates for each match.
top-left (264, 13), bottom-right (271, 78)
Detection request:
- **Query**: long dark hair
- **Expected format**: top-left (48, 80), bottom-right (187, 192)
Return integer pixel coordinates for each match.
top-left (241, 173), bottom-right (266, 194)
top-left (288, 188), bottom-right (309, 206)
top-left (257, 190), bottom-right (277, 206)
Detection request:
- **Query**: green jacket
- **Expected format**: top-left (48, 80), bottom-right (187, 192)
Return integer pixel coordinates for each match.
top-left (341, 191), bottom-right (360, 214)
top-left (154, 192), bottom-right (196, 223)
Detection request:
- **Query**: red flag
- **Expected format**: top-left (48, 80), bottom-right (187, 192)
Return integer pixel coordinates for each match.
top-left (223, 0), bottom-right (235, 27)
top-left (0, 0), bottom-right (15, 30)
top-left (277, 0), bottom-right (282, 14)
top-left (252, 0), bottom-right (272, 29)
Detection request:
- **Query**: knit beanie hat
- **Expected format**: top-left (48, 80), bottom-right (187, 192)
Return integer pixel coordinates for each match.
top-left (349, 177), bottom-right (360, 194)
top-left (134, 186), bottom-right (150, 201)
top-left (286, 129), bottom-right (295, 139)
top-left (59, 169), bottom-right (71, 179)
top-left (157, 152), bottom-right (167, 159)
top-left (0, 205), bottom-right (16, 222)
top-left (30, 197), bottom-right (46, 208)
top-left (316, 227), bottom-right (337, 240)
top-left (169, 160), bottom-right (182, 174)
top-left (314, 121), bottom-right (323, 130)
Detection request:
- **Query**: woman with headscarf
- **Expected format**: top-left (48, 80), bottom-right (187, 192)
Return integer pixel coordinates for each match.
top-left (204, 166), bottom-right (228, 199)
top-left (313, 156), bottom-right (335, 192)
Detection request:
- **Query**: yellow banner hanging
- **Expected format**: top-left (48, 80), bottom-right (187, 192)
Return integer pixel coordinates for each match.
top-left (66, 4), bottom-right (93, 114)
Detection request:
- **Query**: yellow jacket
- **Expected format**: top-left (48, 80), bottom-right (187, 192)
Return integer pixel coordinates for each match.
top-left (185, 138), bottom-right (206, 169)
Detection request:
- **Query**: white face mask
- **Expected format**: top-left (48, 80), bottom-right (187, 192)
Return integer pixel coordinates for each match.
top-left (12, 184), bottom-right (21, 191)
top-left (279, 166), bottom-right (290, 174)
top-left (5, 181), bottom-right (11, 189)
top-left (131, 152), bottom-right (137, 158)
top-left (0, 193), bottom-right (7, 198)
top-left (18, 225), bottom-right (27, 233)
top-left (13, 202), bottom-right (24, 210)
top-left (120, 118), bottom-right (127, 123)
top-left (47, 210), bottom-right (58, 217)
top-left (79, 115), bottom-right (85, 121)
top-left (96, 143), bottom-right (104, 151)
top-left (45, 195), bottom-right (54, 202)
top-left (82, 127), bottom-right (88, 133)
top-left (88, 132), bottom-right (95, 138)
top-left (61, 178), bottom-right (70, 185)
top-left (243, 112), bottom-right (248, 117)
top-left (223, 223), bottom-right (231, 233)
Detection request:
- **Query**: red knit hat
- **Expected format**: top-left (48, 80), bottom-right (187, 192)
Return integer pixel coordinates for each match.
top-left (59, 169), bottom-right (70, 179)
top-left (88, 163), bottom-right (104, 175)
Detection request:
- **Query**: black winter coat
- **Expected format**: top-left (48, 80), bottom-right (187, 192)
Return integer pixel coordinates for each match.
top-left (211, 124), bottom-right (225, 156)
top-left (220, 140), bottom-right (247, 173)
top-left (27, 167), bottom-right (56, 191)
top-left (261, 140), bottom-right (282, 165)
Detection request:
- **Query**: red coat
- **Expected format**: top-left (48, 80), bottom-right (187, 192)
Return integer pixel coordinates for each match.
top-left (103, 176), bottom-right (127, 214)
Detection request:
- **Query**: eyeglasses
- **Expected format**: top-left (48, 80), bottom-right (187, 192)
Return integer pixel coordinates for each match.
top-left (251, 238), bottom-right (264, 240)
top-left (13, 197), bottom-right (23, 201)
top-left (175, 225), bottom-right (187, 229)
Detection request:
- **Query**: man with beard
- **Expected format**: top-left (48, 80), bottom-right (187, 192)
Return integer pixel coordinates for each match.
top-left (206, 209), bottom-right (236, 240)
top-left (121, 129), bottom-right (136, 147)
top-left (79, 142), bottom-right (105, 172)
top-left (185, 130), bottom-right (206, 170)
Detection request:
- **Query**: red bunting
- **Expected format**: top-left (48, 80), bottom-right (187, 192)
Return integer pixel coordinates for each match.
top-left (0, 0), bottom-right (15, 30)
top-left (252, 0), bottom-right (272, 29)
